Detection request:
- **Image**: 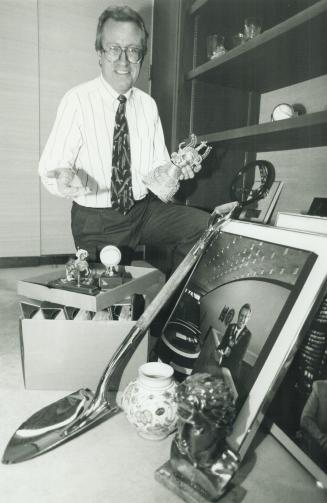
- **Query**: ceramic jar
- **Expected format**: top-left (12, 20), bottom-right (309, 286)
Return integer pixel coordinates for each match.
top-left (120, 362), bottom-right (178, 440)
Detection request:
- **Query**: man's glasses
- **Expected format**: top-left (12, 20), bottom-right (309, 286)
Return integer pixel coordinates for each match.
top-left (102, 45), bottom-right (143, 64)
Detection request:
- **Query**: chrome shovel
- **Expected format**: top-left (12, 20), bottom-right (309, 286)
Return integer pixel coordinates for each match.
top-left (2, 203), bottom-right (238, 464)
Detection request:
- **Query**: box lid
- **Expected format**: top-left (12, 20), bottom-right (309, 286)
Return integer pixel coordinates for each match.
top-left (18, 264), bottom-right (164, 311)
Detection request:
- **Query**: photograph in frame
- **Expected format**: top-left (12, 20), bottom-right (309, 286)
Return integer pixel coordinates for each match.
top-left (157, 220), bottom-right (327, 470)
top-left (267, 288), bottom-right (327, 489)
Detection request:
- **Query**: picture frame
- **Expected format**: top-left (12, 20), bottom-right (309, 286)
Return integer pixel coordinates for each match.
top-left (308, 197), bottom-right (327, 217)
top-left (158, 219), bottom-right (327, 469)
top-left (238, 180), bottom-right (283, 223)
top-left (267, 287), bottom-right (327, 489)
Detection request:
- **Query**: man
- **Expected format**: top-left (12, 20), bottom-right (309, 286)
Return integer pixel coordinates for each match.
top-left (192, 304), bottom-right (252, 402)
top-left (39, 6), bottom-right (232, 270)
top-left (216, 303), bottom-right (252, 382)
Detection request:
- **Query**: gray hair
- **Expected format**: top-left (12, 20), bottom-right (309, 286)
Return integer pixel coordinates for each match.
top-left (95, 5), bottom-right (148, 56)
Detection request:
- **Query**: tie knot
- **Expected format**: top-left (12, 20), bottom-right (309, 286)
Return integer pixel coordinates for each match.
top-left (118, 94), bottom-right (127, 104)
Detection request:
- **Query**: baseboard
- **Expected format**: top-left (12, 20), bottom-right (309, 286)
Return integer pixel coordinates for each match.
top-left (0, 248), bottom-right (147, 269)
top-left (0, 255), bottom-right (72, 269)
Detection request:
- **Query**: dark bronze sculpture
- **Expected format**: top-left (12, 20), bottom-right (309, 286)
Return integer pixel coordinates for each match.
top-left (156, 373), bottom-right (240, 502)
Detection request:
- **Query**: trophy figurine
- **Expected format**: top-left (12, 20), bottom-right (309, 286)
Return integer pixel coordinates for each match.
top-left (47, 248), bottom-right (100, 294)
top-left (99, 245), bottom-right (131, 289)
top-left (72, 249), bottom-right (91, 287)
top-left (155, 373), bottom-right (240, 502)
top-left (143, 134), bottom-right (212, 202)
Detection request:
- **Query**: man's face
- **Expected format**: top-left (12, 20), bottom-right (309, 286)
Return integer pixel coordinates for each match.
top-left (237, 308), bottom-right (250, 329)
top-left (99, 19), bottom-right (143, 94)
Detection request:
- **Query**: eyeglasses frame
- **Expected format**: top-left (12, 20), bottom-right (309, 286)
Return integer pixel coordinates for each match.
top-left (101, 44), bottom-right (144, 64)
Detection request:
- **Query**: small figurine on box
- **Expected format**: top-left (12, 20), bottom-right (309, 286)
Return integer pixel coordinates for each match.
top-left (64, 249), bottom-right (90, 285)
top-left (156, 373), bottom-right (240, 502)
top-left (74, 249), bottom-right (91, 276)
top-left (65, 258), bottom-right (77, 282)
top-left (48, 248), bottom-right (99, 294)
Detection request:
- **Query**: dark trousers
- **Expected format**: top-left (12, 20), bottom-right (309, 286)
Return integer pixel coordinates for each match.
top-left (71, 195), bottom-right (209, 272)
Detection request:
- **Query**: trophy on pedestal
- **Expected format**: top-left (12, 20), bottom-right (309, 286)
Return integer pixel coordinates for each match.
top-left (99, 245), bottom-right (131, 289)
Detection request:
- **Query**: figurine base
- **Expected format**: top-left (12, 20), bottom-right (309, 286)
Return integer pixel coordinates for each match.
top-left (99, 272), bottom-right (132, 290)
top-left (155, 461), bottom-right (209, 503)
top-left (47, 278), bottom-right (100, 296)
top-left (155, 460), bottom-right (242, 503)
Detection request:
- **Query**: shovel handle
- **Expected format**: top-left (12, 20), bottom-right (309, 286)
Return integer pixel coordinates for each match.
top-left (91, 203), bottom-right (239, 408)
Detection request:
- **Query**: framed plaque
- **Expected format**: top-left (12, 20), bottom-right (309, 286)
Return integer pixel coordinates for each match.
top-left (157, 220), bottom-right (327, 468)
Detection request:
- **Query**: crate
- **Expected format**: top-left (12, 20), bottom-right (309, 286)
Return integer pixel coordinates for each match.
top-left (18, 263), bottom-right (165, 392)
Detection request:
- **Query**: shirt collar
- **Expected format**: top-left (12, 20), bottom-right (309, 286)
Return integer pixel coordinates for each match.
top-left (99, 74), bottom-right (133, 102)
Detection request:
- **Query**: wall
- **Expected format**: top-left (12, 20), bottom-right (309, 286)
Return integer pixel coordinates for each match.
top-left (0, 0), bottom-right (40, 257)
top-left (0, 0), bottom-right (153, 258)
top-left (258, 74), bottom-right (327, 222)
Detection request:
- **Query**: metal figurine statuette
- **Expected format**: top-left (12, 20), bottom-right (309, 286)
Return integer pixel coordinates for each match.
top-left (47, 248), bottom-right (100, 294)
top-left (143, 134), bottom-right (212, 202)
top-left (155, 373), bottom-right (240, 502)
top-left (65, 248), bottom-right (91, 286)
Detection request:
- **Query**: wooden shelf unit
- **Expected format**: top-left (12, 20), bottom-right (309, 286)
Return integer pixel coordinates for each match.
top-left (185, 0), bottom-right (327, 148)
top-left (152, 0), bottom-right (327, 210)
top-left (188, 1), bottom-right (327, 93)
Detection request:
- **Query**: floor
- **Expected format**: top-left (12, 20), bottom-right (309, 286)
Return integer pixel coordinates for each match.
top-left (0, 264), bottom-right (62, 389)
top-left (0, 265), bottom-right (327, 503)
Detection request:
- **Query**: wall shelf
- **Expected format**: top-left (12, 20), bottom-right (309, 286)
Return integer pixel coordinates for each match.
top-left (196, 110), bottom-right (327, 151)
top-left (187, 1), bottom-right (327, 93)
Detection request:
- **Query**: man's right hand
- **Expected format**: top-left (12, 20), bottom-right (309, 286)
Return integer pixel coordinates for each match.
top-left (47, 168), bottom-right (88, 198)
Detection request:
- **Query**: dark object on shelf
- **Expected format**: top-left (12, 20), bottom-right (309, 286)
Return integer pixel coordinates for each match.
top-left (308, 197), bottom-right (327, 217)
top-left (230, 32), bottom-right (245, 48)
top-left (230, 159), bottom-right (275, 206)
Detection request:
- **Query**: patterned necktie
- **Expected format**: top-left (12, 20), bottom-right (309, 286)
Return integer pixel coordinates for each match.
top-left (111, 95), bottom-right (134, 214)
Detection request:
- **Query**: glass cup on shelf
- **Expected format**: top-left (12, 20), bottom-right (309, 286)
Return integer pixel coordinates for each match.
top-left (244, 17), bottom-right (262, 40)
top-left (206, 34), bottom-right (226, 60)
top-left (231, 32), bottom-right (245, 48)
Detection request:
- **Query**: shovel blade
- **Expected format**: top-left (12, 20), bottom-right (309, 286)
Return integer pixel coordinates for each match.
top-left (2, 388), bottom-right (103, 464)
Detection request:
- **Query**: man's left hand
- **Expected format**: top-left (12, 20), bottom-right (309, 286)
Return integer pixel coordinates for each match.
top-left (178, 162), bottom-right (202, 180)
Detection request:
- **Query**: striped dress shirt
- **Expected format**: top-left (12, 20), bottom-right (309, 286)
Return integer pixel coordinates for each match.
top-left (39, 75), bottom-right (170, 208)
